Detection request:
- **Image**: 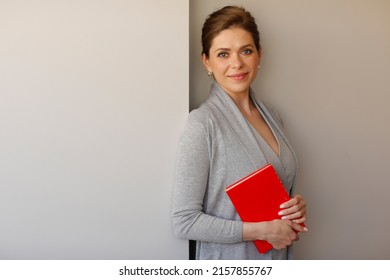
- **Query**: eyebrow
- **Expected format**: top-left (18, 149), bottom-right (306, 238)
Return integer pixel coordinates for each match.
top-left (213, 44), bottom-right (256, 53)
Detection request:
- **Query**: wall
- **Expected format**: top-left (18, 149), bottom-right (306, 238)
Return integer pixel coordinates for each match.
top-left (190, 0), bottom-right (390, 259)
top-left (0, 0), bottom-right (188, 259)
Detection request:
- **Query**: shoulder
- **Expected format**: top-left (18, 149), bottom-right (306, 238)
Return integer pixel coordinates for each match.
top-left (187, 106), bottom-right (211, 125)
top-left (179, 101), bottom-right (225, 154)
top-left (179, 105), bottom-right (212, 142)
top-left (185, 101), bottom-right (220, 132)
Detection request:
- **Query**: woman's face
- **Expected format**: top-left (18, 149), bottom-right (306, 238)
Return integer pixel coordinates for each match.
top-left (203, 27), bottom-right (261, 98)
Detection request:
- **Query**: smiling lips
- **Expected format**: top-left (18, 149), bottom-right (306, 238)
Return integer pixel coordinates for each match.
top-left (228, 72), bottom-right (248, 81)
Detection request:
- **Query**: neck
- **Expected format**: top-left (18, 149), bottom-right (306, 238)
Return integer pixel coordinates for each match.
top-left (224, 88), bottom-right (256, 116)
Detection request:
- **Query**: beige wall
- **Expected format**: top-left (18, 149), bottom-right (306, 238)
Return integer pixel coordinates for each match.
top-left (0, 0), bottom-right (188, 259)
top-left (191, 0), bottom-right (390, 259)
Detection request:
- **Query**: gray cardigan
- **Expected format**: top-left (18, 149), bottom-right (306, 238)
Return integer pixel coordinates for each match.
top-left (171, 82), bottom-right (298, 260)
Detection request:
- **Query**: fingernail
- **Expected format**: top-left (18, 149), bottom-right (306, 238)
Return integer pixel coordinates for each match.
top-left (280, 204), bottom-right (285, 208)
top-left (303, 227), bottom-right (308, 231)
top-left (278, 211), bottom-right (283, 215)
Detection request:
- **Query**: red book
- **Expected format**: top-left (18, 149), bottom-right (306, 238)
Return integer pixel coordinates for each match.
top-left (225, 164), bottom-right (303, 254)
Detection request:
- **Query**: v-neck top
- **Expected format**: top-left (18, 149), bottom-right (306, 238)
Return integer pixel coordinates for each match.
top-left (247, 101), bottom-right (297, 193)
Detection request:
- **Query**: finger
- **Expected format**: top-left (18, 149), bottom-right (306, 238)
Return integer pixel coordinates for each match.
top-left (292, 216), bottom-right (306, 224)
top-left (291, 221), bottom-right (308, 233)
top-left (278, 203), bottom-right (301, 217)
top-left (289, 232), bottom-right (297, 242)
top-left (280, 211), bottom-right (302, 221)
top-left (280, 198), bottom-right (297, 209)
top-left (280, 194), bottom-right (302, 209)
top-left (280, 200), bottom-right (306, 216)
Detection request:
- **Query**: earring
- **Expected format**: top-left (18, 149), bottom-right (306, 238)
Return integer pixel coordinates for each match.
top-left (207, 71), bottom-right (213, 77)
top-left (258, 65), bottom-right (260, 69)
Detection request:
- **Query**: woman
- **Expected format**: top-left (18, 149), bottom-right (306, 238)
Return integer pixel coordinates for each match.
top-left (171, 6), bottom-right (307, 260)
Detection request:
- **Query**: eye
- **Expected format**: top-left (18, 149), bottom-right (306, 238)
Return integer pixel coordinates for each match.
top-left (242, 49), bottom-right (253, 55)
top-left (217, 52), bottom-right (229, 58)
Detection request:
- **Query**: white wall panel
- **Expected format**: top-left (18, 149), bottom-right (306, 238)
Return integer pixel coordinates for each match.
top-left (0, 0), bottom-right (188, 259)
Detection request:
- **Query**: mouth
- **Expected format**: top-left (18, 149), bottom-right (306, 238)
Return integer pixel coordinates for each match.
top-left (228, 72), bottom-right (248, 81)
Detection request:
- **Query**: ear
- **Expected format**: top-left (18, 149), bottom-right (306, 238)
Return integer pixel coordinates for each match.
top-left (257, 48), bottom-right (263, 66)
top-left (202, 53), bottom-right (212, 73)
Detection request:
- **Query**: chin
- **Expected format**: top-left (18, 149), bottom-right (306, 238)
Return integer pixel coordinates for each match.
top-left (227, 82), bottom-right (251, 95)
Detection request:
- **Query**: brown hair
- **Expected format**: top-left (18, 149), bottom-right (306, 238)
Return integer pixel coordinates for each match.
top-left (201, 6), bottom-right (261, 58)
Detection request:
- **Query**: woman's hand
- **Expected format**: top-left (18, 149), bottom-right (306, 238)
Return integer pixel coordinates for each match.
top-left (278, 194), bottom-right (307, 226)
top-left (243, 219), bottom-right (305, 250)
top-left (243, 194), bottom-right (308, 250)
top-left (263, 219), bottom-right (301, 250)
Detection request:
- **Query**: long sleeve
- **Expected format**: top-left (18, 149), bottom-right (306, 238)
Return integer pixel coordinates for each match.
top-left (171, 112), bottom-right (243, 243)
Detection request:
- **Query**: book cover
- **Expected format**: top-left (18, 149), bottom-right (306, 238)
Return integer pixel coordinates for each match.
top-left (225, 164), bottom-right (299, 254)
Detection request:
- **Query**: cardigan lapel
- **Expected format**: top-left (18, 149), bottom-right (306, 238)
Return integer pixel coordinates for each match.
top-left (208, 82), bottom-right (268, 170)
top-left (254, 97), bottom-right (299, 193)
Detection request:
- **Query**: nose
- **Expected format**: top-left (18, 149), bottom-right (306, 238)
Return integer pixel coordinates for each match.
top-left (230, 53), bottom-right (243, 69)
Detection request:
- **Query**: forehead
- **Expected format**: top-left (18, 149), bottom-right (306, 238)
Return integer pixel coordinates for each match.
top-left (210, 27), bottom-right (255, 49)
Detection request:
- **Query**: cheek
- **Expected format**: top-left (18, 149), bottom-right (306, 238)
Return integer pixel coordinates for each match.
top-left (211, 61), bottom-right (229, 74)
top-left (247, 57), bottom-right (259, 68)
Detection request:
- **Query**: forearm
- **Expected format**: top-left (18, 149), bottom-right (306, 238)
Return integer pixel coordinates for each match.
top-left (172, 208), bottom-right (243, 243)
top-left (242, 222), bottom-right (268, 242)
